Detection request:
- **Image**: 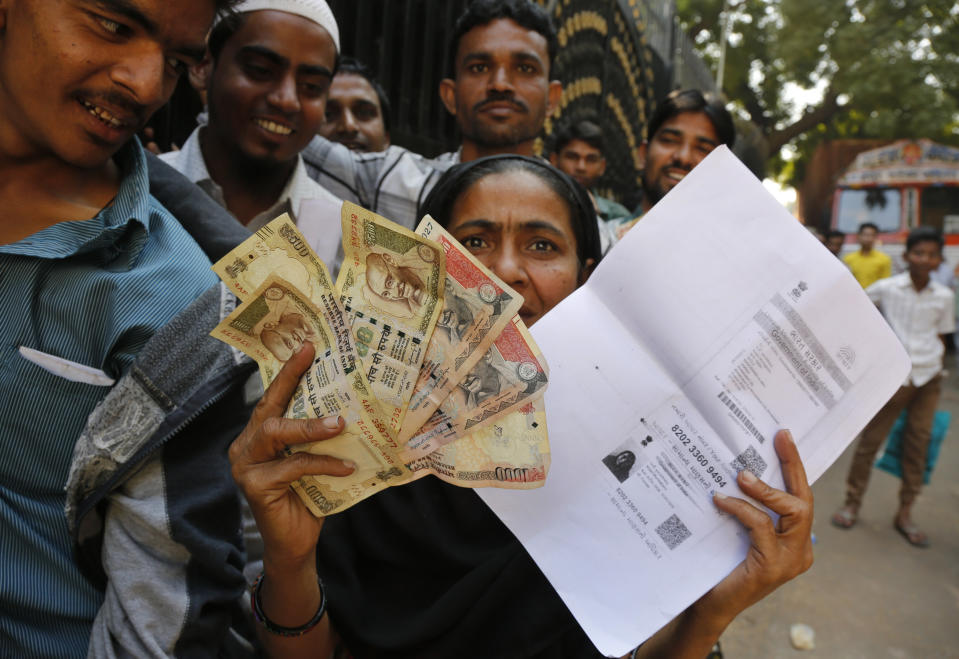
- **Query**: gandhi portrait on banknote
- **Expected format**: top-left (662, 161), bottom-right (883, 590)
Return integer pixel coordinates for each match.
top-left (362, 247), bottom-right (434, 318)
top-left (261, 311), bottom-right (318, 362)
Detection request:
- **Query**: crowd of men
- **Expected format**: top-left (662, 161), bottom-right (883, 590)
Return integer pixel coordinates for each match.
top-left (0, 0), bottom-right (946, 656)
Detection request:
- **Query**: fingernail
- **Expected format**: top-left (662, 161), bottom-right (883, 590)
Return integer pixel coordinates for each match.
top-left (323, 416), bottom-right (343, 429)
top-left (342, 460), bottom-right (357, 470)
top-left (713, 491), bottom-right (727, 500)
top-left (781, 429), bottom-right (794, 443)
top-left (740, 470), bottom-right (757, 484)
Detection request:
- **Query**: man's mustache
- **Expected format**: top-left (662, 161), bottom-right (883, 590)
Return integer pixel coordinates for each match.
top-left (473, 92), bottom-right (528, 114)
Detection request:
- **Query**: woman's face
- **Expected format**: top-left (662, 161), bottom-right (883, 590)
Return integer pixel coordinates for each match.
top-left (446, 170), bottom-right (592, 326)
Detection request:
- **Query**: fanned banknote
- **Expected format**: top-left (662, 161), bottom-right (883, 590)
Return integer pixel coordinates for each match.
top-left (335, 202), bottom-right (445, 435)
top-left (399, 215), bottom-right (523, 445)
top-left (407, 397), bottom-right (549, 489)
top-left (209, 209), bottom-right (553, 515)
top-left (211, 215), bottom-right (393, 438)
top-left (403, 316), bottom-right (549, 459)
top-left (211, 277), bottom-right (411, 515)
top-left (212, 213), bottom-right (336, 304)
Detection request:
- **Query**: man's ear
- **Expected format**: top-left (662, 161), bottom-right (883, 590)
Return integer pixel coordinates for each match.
top-left (546, 80), bottom-right (562, 117)
top-left (439, 78), bottom-right (457, 117)
top-left (548, 152), bottom-right (559, 167)
top-left (637, 142), bottom-right (648, 169)
top-left (189, 53), bottom-right (213, 92)
top-left (597, 157), bottom-right (607, 178)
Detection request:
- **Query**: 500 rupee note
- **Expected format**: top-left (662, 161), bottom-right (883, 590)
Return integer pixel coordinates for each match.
top-left (212, 215), bottom-right (393, 436)
top-left (213, 213), bottom-right (336, 305)
top-left (335, 202), bottom-right (445, 434)
top-left (402, 316), bottom-right (548, 459)
top-left (210, 276), bottom-right (410, 516)
top-left (399, 215), bottom-right (523, 445)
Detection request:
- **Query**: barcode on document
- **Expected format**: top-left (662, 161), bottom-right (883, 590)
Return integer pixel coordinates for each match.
top-left (718, 391), bottom-right (765, 444)
top-left (655, 514), bottom-right (692, 550)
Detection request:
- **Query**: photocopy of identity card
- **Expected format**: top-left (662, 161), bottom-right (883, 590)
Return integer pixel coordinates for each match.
top-left (478, 147), bottom-right (910, 657)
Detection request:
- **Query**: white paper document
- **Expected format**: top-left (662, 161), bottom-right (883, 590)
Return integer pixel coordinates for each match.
top-left (478, 147), bottom-right (910, 657)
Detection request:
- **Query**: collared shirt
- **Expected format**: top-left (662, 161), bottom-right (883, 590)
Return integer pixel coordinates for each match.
top-left (161, 126), bottom-right (343, 231)
top-left (844, 248), bottom-right (892, 288)
top-left (301, 135), bottom-right (459, 229)
top-left (0, 139), bottom-right (217, 657)
top-left (594, 193), bottom-right (632, 223)
top-left (867, 272), bottom-right (956, 386)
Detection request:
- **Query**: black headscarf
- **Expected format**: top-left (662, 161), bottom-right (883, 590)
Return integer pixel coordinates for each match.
top-left (418, 154), bottom-right (604, 269)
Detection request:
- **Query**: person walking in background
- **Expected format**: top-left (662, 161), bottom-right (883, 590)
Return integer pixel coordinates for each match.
top-left (832, 227), bottom-right (954, 548)
top-left (844, 222), bottom-right (892, 288)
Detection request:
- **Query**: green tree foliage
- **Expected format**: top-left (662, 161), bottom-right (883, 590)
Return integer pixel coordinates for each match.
top-left (676, 0), bottom-right (959, 184)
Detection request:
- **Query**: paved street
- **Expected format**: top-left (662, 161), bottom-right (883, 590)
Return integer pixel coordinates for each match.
top-left (719, 367), bottom-right (959, 658)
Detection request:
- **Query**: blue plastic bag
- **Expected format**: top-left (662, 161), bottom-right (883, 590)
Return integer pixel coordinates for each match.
top-left (875, 410), bottom-right (950, 485)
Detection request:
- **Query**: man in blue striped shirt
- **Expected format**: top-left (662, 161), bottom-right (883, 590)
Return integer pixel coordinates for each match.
top-left (0, 1), bottom-right (250, 656)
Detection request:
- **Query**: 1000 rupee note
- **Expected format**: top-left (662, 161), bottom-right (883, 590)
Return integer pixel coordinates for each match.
top-left (402, 316), bottom-right (548, 459)
top-left (399, 215), bottom-right (523, 444)
top-left (407, 397), bottom-right (549, 489)
top-left (210, 276), bottom-right (411, 515)
top-left (335, 201), bottom-right (445, 434)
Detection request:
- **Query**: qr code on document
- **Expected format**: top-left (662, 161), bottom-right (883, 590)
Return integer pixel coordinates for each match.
top-left (730, 446), bottom-right (768, 479)
top-left (655, 514), bottom-right (692, 550)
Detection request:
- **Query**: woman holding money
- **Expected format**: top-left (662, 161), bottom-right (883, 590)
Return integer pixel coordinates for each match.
top-left (230, 156), bottom-right (814, 658)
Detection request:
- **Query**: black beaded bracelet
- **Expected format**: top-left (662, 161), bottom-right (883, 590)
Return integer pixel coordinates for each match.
top-left (250, 571), bottom-right (327, 637)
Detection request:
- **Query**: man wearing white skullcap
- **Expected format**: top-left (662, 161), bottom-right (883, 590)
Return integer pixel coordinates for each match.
top-left (162, 0), bottom-right (344, 236)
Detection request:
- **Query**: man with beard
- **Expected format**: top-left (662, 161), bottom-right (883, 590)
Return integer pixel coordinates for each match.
top-left (301, 0), bottom-right (561, 228)
top-left (161, 0), bottom-right (344, 229)
top-left (612, 89), bottom-right (736, 241)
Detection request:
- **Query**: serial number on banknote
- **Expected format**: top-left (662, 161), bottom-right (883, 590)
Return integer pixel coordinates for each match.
top-left (671, 424), bottom-right (727, 488)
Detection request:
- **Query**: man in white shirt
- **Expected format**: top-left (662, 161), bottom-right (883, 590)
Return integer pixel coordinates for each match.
top-left (162, 0), bottom-right (342, 232)
top-left (832, 226), bottom-right (955, 547)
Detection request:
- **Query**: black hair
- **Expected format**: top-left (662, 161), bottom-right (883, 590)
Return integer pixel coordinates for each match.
top-left (448, 0), bottom-right (558, 78)
top-left (826, 229), bottom-right (846, 241)
top-left (646, 89), bottom-right (735, 148)
top-left (419, 155), bottom-right (602, 268)
top-left (215, 0), bottom-right (242, 12)
top-left (335, 56), bottom-right (392, 134)
top-left (857, 222), bottom-right (879, 234)
top-left (552, 120), bottom-right (605, 155)
top-left (906, 226), bottom-right (944, 253)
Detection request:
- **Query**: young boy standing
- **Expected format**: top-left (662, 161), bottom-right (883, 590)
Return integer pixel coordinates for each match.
top-left (832, 227), bottom-right (955, 547)
top-left (844, 222), bottom-right (892, 288)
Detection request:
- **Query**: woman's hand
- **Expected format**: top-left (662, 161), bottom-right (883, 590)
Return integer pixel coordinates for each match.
top-left (635, 430), bottom-right (813, 659)
top-left (702, 429), bottom-right (814, 621)
top-left (229, 342), bottom-right (356, 567)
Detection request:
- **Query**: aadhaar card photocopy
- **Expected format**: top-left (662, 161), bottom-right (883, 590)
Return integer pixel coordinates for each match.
top-left (479, 147), bottom-right (910, 658)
